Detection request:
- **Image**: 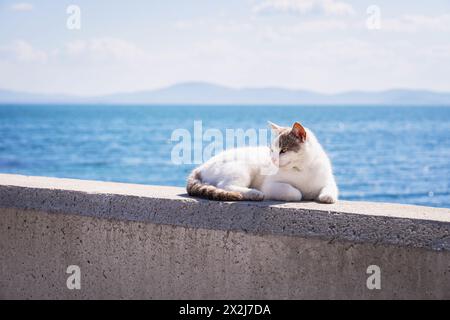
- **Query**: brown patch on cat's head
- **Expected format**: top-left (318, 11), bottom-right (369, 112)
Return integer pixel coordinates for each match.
top-left (278, 122), bottom-right (307, 152)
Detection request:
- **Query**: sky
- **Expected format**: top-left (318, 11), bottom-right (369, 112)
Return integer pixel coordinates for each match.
top-left (0, 0), bottom-right (450, 96)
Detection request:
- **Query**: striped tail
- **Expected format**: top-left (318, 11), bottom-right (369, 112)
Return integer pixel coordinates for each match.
top-left (186, 169), bottom-right (244, 201)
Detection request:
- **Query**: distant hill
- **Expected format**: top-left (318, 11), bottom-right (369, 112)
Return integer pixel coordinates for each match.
top-left (1, 82), bottom-right (450, 105)
top-left (0, 89), bottom-right (85, 104)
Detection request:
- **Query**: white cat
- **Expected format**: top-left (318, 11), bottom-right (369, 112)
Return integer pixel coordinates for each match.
top-left (187, 121), bottom-right (338, 203)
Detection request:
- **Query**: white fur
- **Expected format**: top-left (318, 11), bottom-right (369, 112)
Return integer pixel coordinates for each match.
top-left (194, 123), bottom-right (338, 203)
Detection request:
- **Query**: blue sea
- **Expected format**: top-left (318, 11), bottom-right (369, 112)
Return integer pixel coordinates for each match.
top-left (0, 104), bottom-right (449, 208)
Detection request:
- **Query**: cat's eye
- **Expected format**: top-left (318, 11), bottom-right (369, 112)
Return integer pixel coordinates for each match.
top-left (280, 149), bottom-right (287, 154)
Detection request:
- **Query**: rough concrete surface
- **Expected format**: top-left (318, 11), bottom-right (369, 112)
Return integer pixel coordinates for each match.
top-left (0, 174), bottom-right (449, 299)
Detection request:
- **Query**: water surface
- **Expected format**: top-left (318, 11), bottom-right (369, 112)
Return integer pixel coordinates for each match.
top-left (1, 104), bottom-right (449, 208)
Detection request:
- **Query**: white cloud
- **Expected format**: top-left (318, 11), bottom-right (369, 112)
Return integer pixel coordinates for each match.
top-left (65, 38), bottom-right (147, 62)
top-left (174, 20), bottom-right (205, 30)
top-left (11, 2), bottom-right (34, 11)
top-left (214, 20), bottom-right (254, 33)
top-left (2, 37), bottom-right (148, 69)
top-left (3, 6), bottom-right (450, 95)
top-left (65, 40), bottom-right (87, 56)
top-left (257, 19), bottom-right (351, 42)
top-left (0, 40), bottom-right (47, 63)
top-left (2, 33), bottom-right (450, 95)
top-left (174, 19), bottom-right (253, 33)
top-left (382, 14), bottom-right (450, 32)
top-left (253, 0), bottom-right (355, 16)
top-left (15, 41), bottom-right (47, 62)
top-left (418, 44), bottom-right (450, 59)
top-left (278, 18), bottom-right (352, 35)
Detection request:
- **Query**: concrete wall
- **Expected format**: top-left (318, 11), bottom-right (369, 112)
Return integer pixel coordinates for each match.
top-left (0, 173), bottom-right (449, 300)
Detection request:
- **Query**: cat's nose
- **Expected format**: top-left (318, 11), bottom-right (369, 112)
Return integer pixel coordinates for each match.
top-left (271, 156), bottom-right (279, 166)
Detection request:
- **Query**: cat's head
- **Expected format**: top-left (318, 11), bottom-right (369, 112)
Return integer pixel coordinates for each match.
top-left (268, 121), bottom-right (309, 168)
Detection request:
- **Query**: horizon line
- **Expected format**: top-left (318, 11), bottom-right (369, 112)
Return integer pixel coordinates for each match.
top-left (2, 81), bottom-right (450, 98)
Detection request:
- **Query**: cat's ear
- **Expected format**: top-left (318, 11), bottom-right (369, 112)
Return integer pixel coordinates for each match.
top-left (268, 121), bottom-right (283, 133)
top-left (292, 122), bottom-right (307, 141)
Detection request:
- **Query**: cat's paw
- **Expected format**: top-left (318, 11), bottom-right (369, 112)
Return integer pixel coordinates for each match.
top-left (286, 189), bottom-right (303, 202)
top-left (278, 188), bottom-right (302, 202)
top-left (264, 185), bottom-right (302, 202)
top-left (317, 193), bottom-right (337, 204)
top-left (244, 189), bottom-right (265, 201)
